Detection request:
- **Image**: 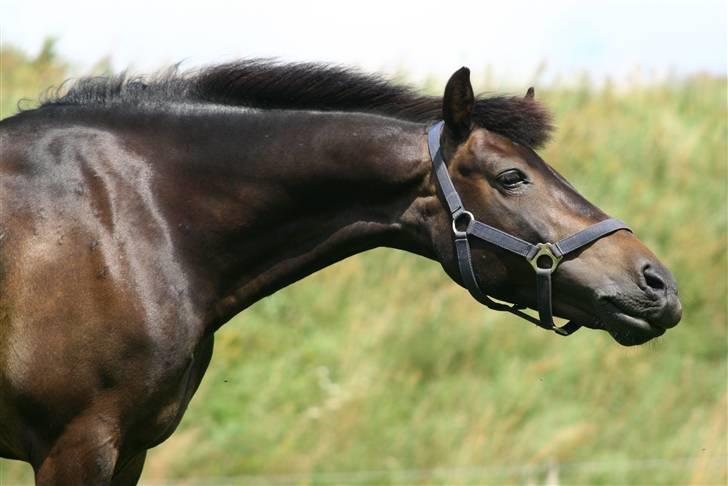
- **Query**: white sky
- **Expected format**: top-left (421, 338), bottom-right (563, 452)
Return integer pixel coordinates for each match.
top-left (2, 0), bottom-right (726, 84)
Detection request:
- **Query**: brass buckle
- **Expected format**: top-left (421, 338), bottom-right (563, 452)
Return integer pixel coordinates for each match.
top-left (528, 243), bottom-right (563, 275)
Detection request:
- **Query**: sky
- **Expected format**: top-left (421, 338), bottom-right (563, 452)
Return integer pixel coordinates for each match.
top-left (2, 0), bottom-right (726, 85)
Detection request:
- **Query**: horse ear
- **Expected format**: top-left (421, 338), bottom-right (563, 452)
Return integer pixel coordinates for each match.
top-left (442, 67), bottom-right (474, 143)
top-left (525, 87), bottom-right (535, 99)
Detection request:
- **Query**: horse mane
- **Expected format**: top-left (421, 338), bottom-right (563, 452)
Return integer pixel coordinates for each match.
top-left (40, 59), bottom-right (553, 148)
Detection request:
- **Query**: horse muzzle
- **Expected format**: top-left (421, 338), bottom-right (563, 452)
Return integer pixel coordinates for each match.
top-left (594, 260), bottom-right (682, 345)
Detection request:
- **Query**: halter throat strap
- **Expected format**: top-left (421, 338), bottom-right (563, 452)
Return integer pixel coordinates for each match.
top-left (427, 121), bottom-right (631, 336)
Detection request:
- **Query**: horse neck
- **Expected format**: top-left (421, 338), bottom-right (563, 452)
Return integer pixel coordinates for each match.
top-left (145, 108), bottom-right (436, 330)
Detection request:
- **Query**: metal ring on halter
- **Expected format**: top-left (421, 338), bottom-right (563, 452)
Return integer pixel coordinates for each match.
top-left (451, 210), bottom-right (474, 238)
top-left (527, 243), bottom-right (563, 275)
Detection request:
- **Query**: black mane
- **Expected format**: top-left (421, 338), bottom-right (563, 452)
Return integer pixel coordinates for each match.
top-left (41, 60), bottom-right (553, 148)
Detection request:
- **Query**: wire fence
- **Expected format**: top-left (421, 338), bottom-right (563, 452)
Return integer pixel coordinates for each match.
top-left (1, 455), bottom-right (725, 485)
top-left (130, 456), bottom-right (726, 485)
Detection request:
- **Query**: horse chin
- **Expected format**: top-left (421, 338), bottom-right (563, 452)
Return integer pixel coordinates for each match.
top-left (495, 287), bottom-right (669, 346)
top-left (553, 298), bottom-right (665, 346)
top-left (593, 297), bottom-right (667, 346)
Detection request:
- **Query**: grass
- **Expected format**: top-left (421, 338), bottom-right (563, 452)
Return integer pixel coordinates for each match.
top-left (1, 43), bottom-right (726, 485)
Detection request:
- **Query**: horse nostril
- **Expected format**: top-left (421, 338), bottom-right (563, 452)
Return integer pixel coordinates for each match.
top-left (642, 264), bottom-right (667, 292)
top-left (637, 262), bottom-right (682, 328)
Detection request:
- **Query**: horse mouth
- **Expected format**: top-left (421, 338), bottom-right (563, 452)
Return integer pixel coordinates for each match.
top-left (595, 297), bottom-right (666, 346)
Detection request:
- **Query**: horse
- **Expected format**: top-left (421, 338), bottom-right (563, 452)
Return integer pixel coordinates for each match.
top-left (0, 61), bottom-right (681, 484)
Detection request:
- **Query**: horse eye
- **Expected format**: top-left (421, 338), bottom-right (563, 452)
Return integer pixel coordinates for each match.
top-left (497, 169), bottom-right (527, 188)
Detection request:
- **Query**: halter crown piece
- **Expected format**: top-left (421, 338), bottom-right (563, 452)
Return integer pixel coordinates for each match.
top-left (428, 121), bottom-right (631, 336)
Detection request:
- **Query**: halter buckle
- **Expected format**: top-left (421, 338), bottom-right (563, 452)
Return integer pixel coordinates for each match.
top-left (552, 325), bottom-right (570, 336)
top-left (528, 243), bottom-right (563, 275)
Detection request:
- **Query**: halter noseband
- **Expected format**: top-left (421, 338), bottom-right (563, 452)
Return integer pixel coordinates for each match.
top-left (428, 121), bottom-right (631, 336)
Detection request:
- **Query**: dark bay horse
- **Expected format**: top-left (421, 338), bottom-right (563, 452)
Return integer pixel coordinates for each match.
top-left (0, 61), bottom-right (681, 484)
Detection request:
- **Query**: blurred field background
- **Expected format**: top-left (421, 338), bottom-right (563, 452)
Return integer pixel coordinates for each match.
top-left (0, 41), bottom-right (726, 485)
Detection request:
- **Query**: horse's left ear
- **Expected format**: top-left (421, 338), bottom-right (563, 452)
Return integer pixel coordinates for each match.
top-left (442, 67), bottom-right (474, 143)
top-left (525, 87), bottom-right (535, 99)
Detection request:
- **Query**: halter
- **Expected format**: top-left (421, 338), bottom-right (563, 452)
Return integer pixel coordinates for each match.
top-left (428, 121), bottom-right (631, 336)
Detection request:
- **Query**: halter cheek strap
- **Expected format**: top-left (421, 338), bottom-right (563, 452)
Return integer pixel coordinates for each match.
top-left (428, 121), bottom-right (631, 336)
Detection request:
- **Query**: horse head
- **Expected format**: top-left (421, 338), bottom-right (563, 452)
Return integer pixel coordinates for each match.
top-left (429, 68), bottom-right (682, 345)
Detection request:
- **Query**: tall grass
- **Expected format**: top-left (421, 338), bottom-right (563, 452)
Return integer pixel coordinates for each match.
top-left (1, 44), bottom-right (726, 485)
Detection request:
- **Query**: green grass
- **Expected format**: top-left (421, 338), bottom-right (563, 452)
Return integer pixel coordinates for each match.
top-left (1, 44), bottom-right (726, 485)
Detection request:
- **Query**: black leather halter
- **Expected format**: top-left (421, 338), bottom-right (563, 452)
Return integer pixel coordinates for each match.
top-left (428, 121), bottom-right (631, 336)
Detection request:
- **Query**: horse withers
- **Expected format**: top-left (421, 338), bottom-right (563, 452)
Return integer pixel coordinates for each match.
top-left (0, 61), bottom-right (681, 484)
